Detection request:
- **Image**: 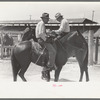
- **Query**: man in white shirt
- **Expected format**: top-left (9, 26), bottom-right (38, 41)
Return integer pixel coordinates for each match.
top-left (35, 13), bottom-right (56, 71)
top-left (54, 13), bottom-right (70, 37)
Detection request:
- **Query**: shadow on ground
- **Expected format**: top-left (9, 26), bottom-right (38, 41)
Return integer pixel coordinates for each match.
top-left (50, 78), bottom-right (75, 82)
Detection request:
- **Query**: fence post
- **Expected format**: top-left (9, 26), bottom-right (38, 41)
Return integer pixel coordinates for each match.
top-left (1, 31), bottom-right (4, 59)
top-left (88, 30), bottom-right (94, 66)
top-left (95, 37), bottom-right (99, 64)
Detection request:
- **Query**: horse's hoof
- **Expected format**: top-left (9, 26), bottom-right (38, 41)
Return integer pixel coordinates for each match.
top-left (54, 79), bottom-right (58, 82)
top-left (41, 76), bottom-right (50, 82)
top-left (23, 79), bottom-right (27, 82)
top-left (45, 78), bottom-right (50, 82)
top-left (86, 79), bottom-right (89, 82)
top-left (79, 80), bottom-right (82, 82)
top-left (46, 79), bottom-right (50, 82)
top-left (18, 73), bottom-right (27, 82)
top-left (41, 76), bottom-right (45, 80)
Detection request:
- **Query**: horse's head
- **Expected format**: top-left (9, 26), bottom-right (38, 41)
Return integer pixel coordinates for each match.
top-left (22, 27), bottom-right (37, 42)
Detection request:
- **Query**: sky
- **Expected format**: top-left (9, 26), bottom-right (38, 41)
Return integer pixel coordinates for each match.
top-left (0, 2), bottom-right (100, 23)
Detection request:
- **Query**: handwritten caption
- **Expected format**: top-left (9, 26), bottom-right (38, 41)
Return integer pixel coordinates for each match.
top-left (52, 84), bottom-right (63, 87)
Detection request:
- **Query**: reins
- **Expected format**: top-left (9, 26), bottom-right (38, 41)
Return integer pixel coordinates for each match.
top-left (35, 46), bottom-right (46, 64)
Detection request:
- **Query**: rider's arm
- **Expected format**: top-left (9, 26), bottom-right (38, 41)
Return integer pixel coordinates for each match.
top-left (54, 19), bottom-right (66, 34)
top-left (36, 22), bottom-right (47, 41)
top-left (55, 19), bottom-right (70, 35)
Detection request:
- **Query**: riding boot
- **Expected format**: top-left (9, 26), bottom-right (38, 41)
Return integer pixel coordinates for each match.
top-left (41, 67), bottom-right (49, 81)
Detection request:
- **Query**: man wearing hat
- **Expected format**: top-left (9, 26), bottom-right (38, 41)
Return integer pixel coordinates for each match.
top-left (54, 13), bottom-right (70, 37)
top-left (35, 13), bottom-right (56, 71)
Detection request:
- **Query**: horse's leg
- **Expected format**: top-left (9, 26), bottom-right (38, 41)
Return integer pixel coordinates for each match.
top-left (84, 56), bottom-right (89, 82)
top-left (13, 65), bottom-right (20, 82)
top-left (76, 51), bottom-right (84, 82)
top-left (47, 71), bottom-right (50, 82)
top-left (79, 66), bottom-right (89, 82)
top-left (18, 62), bottom-right (31, 82)
top-left (54, 66), bottom-right (62, 82)
top-left (85, 68), bottom-right (89, 82)
top-left (79, 67), bottom-right (84, 82)
top-left (41, 67), bottom-right (50, 82)
top-left (76, 50), bottom-right (89, 82)
top-left (18, 71), bottom-right (27, 82)
top-left (82, 49), bottom-right (89, 82)
top-left (11, 52), bottom-right (21, 82)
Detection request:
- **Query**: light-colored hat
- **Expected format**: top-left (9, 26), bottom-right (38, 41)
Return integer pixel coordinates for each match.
top-left (41, 13), bottom-right (50, 19)
top-left (55, 13), bottom-right (63, 19)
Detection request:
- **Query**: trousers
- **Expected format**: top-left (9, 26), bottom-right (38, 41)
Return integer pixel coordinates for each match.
top-left (45, 43), bottom-right (56, 68)
top-left (37, 38), bottom-right (56, 68)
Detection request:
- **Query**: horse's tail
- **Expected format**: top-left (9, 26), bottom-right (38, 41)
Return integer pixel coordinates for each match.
top-left (77, 30), bottom-right (89, 68)
top-left (84, 47), bottom-right (88, 66)
top-left (77, 30), bottom-right (88, 47)
top-left (11, 46), bottom-right (20, 81)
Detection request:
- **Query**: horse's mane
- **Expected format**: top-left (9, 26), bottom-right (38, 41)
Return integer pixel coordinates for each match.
top-left (22, 27), bottom-right (37, 42)
top-left (60, 31), bottom-right (78, 43)
top-left (22, 27), bottom-right (31, 41)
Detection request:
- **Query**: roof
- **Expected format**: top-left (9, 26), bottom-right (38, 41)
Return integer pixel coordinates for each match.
top-left (0, 18), bottom-right (97, 25)
top-left (68, 18), bottom-right (97, 24)
top-left (0, 26), bottom-right (25, 34)
top-left (0, 26), bottom-right (25, 31)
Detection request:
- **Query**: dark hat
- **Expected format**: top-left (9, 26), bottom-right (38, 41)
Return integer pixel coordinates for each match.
top-left (55, 13), bottom-right (63, 19)
top-left (41, 13), bottom-right (50, 19)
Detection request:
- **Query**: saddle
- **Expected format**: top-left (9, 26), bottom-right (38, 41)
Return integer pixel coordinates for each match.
top-left (30, 39), bottom-right (49, 67)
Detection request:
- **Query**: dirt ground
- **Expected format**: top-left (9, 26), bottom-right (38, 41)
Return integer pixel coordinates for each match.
top-left (0, 58), bottom-right (100, 82)
top-left (0, 58), bottom-right (100, 98)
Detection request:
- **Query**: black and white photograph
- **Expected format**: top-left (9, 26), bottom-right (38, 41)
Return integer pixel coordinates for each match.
top-left (0, 1), bottom-right (100, 98)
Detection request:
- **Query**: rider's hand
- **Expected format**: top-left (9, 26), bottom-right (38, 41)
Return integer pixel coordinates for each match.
top-left (57, 35), bottom-right (61, 38)
top-left (54, 38), bottom-right (58, 41)
top-left (54, 35), bottom-right (61, 41)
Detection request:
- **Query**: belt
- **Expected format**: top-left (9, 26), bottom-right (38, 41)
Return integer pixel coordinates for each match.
top-left (37, 38), bottom-right (42, 40)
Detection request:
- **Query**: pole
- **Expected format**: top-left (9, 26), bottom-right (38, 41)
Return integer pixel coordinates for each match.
top-left (29, 15), bottom-right (32, 20)
top-left (92, 10), bottom-right (94, 21)
top-left (88, 30), bottom-right (94, 65)
top-left (88, 10), bottom-right (94, 66)
top-left (95, 37), bottom-right (99, 64)
top-left (1, 31), bottom-right (4, 59)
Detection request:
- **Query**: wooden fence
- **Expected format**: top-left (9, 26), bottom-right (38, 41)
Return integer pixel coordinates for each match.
top-left (0, 31), bottom-right (18, 59)
top-left (0, 45), bottom-right (14, 59)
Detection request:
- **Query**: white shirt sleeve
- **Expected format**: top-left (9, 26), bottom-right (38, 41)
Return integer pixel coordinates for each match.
top-left (55, 19), bottom-right (65, 34)
top-left (39, 23), bottom-right (46, 41)
top-left (36, 21), bottom-right (46, 41)
top-left (55, 19), bottom-right (70, 34)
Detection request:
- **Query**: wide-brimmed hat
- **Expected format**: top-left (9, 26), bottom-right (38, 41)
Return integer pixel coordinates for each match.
top-left (41, 13), bottom-right (50, 19)
top-left (55, 13), bottom-right (63, 19)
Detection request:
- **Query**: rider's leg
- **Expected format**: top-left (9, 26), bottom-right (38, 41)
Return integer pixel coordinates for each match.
top-left (41, 43), bottom-right (56, 81)
top-left (45, 43), bottom-right (56, 69)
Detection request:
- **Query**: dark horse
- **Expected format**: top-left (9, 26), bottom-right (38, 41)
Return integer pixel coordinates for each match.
top-left (11, 29), bottom-right (89, 82)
